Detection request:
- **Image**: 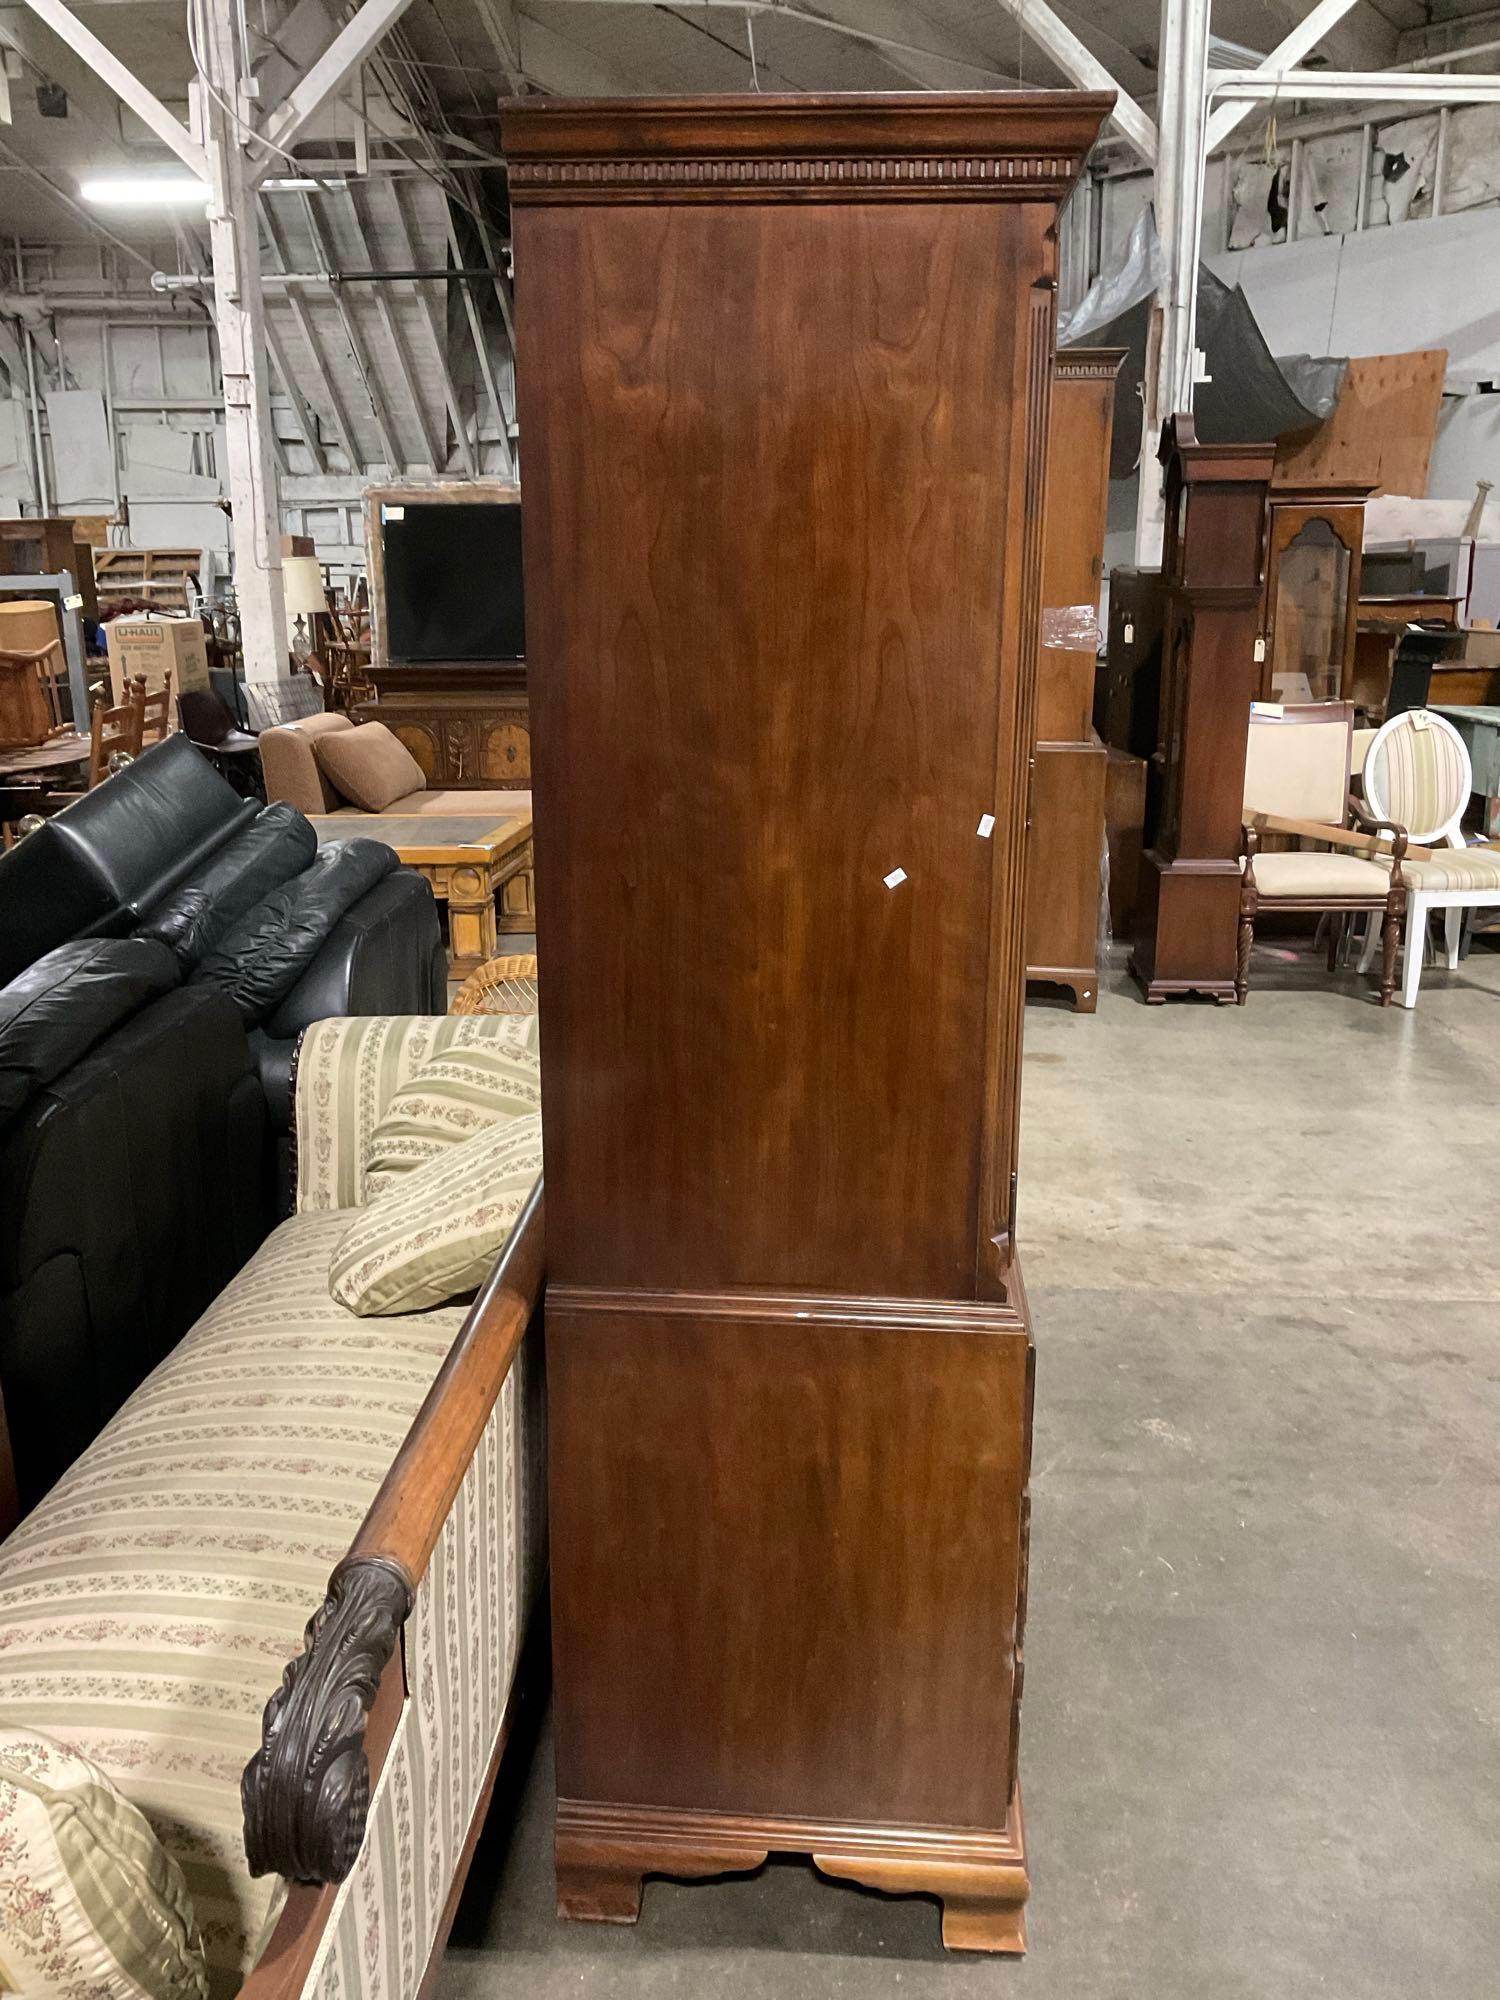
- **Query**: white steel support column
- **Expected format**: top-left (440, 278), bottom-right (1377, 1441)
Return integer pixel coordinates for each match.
top-left (1135, 0), bottom-right (1211, 565)
top-left (193, 0), bottom-right (286, 679)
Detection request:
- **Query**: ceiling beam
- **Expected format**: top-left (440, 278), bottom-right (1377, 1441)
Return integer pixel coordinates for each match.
top-left (1204, 0), bottom-right (1365, 154)
top-left (986, 0), bottom-right (1156, 162)
top-left (257, 0), bottom-right (419, 173)
top-left (1210, 67), bottom-right (1500, 107)
top-left (18, 0), bottom-right (207, 176)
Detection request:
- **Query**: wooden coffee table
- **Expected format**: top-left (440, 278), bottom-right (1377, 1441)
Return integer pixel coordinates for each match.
top-left (311, 810), bottom-right (534, 970)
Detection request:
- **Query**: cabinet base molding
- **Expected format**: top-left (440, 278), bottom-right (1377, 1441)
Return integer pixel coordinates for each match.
top-left (1025, 965), bottom-right (1099, 1012)
top-left (555, 1792), bottom-right (1030, 1954)
top-left (1129, 850), bottom-right (1242, 1004)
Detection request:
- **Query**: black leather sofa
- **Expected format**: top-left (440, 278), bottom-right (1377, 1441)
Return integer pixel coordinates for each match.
top-left (0, 735), bottom-right (447, 1518)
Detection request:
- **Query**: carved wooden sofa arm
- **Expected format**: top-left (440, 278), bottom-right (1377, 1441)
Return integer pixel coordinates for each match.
top-left (240, 1178), bottom-right (545, 1891)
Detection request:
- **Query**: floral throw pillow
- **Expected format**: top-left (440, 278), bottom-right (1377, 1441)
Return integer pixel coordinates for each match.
top-left (331, 1110), bottom-right (542, 1317)
top-left (0, 1727), bottom-right (208, 2000)
top-left (361, 1014), bottom-right (541, 1200)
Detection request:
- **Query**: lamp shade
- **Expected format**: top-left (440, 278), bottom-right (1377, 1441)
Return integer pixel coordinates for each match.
top-left (283, 555), bottom-right (329, 618)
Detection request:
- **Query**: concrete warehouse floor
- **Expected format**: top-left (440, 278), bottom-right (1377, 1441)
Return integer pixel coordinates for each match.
top-left (438, 938), bottom-right (1500, 1999)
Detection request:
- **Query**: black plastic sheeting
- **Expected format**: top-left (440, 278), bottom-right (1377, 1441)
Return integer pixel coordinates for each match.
top-left (1059, 207), bottom-right (1347, 479)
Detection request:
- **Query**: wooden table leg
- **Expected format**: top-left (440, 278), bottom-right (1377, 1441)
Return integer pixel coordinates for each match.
top-left (445, 862), bottom-right (500, 971)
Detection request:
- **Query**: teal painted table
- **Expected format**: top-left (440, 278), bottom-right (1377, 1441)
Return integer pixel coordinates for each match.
top-left (1433, 705), bottom-right (1500, 835)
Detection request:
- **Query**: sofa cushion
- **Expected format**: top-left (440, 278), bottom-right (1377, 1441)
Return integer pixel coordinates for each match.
top-left (1243, 850), bottom-right (1393, 899)
top-left (0, 1209), bottom-right (471, 1996)
top-left (313, 722), bottom-right (426, 813)
top-left (0, 937), bottom-right (180, 1125)
top-left (363, 1012), bottom-right (541, 1198)
top-left (258, 712), bottom-right (352, 815)
top-left (330, 1111), bottom-right (543, 1316)
top-left (190, 839), bottom-right (397, 1024)
top-left (135, 804), bottom-right (318, 970)
top-left (1399, 846), bottom-right (1500, 892)
top-left (0, 1727), bottom-right (208, 2000)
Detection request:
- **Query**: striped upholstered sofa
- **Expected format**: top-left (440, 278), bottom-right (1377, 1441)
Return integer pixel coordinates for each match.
top-left (0, 1016), bottom-right (546, 2000)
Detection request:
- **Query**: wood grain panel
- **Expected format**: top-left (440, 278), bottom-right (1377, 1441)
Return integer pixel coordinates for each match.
top-left (548, 1291), bottom-right (1030, 1827)
top-left (1024, 736), bottom-right (1107, 1008)
top-left (522, 198), bottom-right (1040, 1301)
top-left (1036, 349), bottom-right (1123, 743)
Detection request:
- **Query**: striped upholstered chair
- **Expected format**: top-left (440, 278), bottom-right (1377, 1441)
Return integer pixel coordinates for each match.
top-left (1358, 707), bottom-right (1500, 1008)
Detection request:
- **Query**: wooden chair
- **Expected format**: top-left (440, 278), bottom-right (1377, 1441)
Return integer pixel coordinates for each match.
top-left (1357, 706), bottom-right (1500, 1008)
top-left (0, 642), bottom-right (65, 752)
top-left (451, 952), bottom-right (539, 1015)
top-left (1238, 701), bottom-right (1408, 1007)
top-left (88, 693), bottom-right (144, 788)
top-left (131, 671), bottom-right (173, 745)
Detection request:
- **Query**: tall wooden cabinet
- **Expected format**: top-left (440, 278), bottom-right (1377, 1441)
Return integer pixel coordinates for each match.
top-left (1026, 347), bottom-right (1124, 1010)
top-left (1130, 417), bottom-right (1275, 1002)
top-left (505, 91), bottom-right (1108, 1954)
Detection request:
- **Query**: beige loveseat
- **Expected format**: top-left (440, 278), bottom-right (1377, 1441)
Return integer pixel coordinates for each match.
top-left (0, 1015), bottom-right (545, 2000)
top-left (260, 710), bottom-right (532, 819)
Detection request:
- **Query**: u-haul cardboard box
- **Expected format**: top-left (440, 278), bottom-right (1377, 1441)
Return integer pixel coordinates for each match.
top-left (105, 616), bottom-right (209, 706)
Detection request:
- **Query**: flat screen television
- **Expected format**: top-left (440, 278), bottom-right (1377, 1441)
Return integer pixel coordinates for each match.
top-left (383, 501), bottom-right (525, 663)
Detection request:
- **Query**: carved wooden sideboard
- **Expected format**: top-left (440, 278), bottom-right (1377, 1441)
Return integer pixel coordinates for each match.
top-left (1131, 416), bottom-right (1275, 1002)
top-left (504, 89), bottom-right (1109, 1952)
top-left (1026, 347), bottom-right (1124, 1010)
top-left (351, 671), bottom-right (531, 788)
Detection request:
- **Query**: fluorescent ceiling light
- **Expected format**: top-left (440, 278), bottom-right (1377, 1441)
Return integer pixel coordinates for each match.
top-left (80, 174), bottom-right (210, 208)
top-left (263, 175), bottom-right (346, 192)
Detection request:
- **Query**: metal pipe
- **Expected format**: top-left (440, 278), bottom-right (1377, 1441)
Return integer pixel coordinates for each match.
top-left (101, 320), bottom-right (121, 514)
top-left (22, 322), bottom-right (51, 513)
top-left (152, 265), bottom-right (498, 290)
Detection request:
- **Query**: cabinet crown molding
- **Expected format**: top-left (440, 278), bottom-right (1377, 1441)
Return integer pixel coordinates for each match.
top-left (501, 91), bottom-right (1112, 205)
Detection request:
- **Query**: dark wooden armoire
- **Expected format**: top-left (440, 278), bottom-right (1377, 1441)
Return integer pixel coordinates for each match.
top-left (504, 90), bottom-right (1109, 1953)
top-left (1026, 347), bottom-right (1124, 1010)
top-left (1130, 416), bottom-right (1275, 1003)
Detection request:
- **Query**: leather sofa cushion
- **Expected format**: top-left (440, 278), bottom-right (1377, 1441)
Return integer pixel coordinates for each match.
top-left (313, 721), bottom-right (426, 811)
top-left (134, 802), bottom-right (318, 969)
top-left (0, 736), bottom-right (253, 987)
top-left (0, 984), bottom-right (269, 1502)
top-left (0, 938), bottom-right (180, 1124)
top-left (190, 838), bottom-right (397, 1023)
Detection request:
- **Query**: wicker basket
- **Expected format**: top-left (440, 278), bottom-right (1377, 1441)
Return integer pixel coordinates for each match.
top-left (451, 952), bottom-right (539, 1016)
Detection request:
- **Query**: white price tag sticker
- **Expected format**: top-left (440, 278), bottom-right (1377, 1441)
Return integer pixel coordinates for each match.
top-left (1251, 701), bottom-right (1284, 718)
top-left (1123, 621), bottom-right (1134, 644)
top-left (63, 592), bottom-right (83, 611)
top-left (976, 813), bottom-right (995, 839)
top-left (883, 867), bottom-right (907, 889)
top-left (382, 504), bottom-right (405, 523)
top-left (1413, 709), bottom-right (1431, 729)
top-left (1253, 637), bottom-right (1267, 662)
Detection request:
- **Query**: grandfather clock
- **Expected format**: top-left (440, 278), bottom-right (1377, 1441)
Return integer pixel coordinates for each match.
top-left (1131, 416), bottom-right (1274, 1003)
top-left (504, 90), bottom-right (1109, 1952)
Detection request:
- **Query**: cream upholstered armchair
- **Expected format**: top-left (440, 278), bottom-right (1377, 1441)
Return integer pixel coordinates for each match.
top-left (1356, 706), bottom-right (1500, 1008)
top-left (1239, 701), bottom-right (1409, 1006)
